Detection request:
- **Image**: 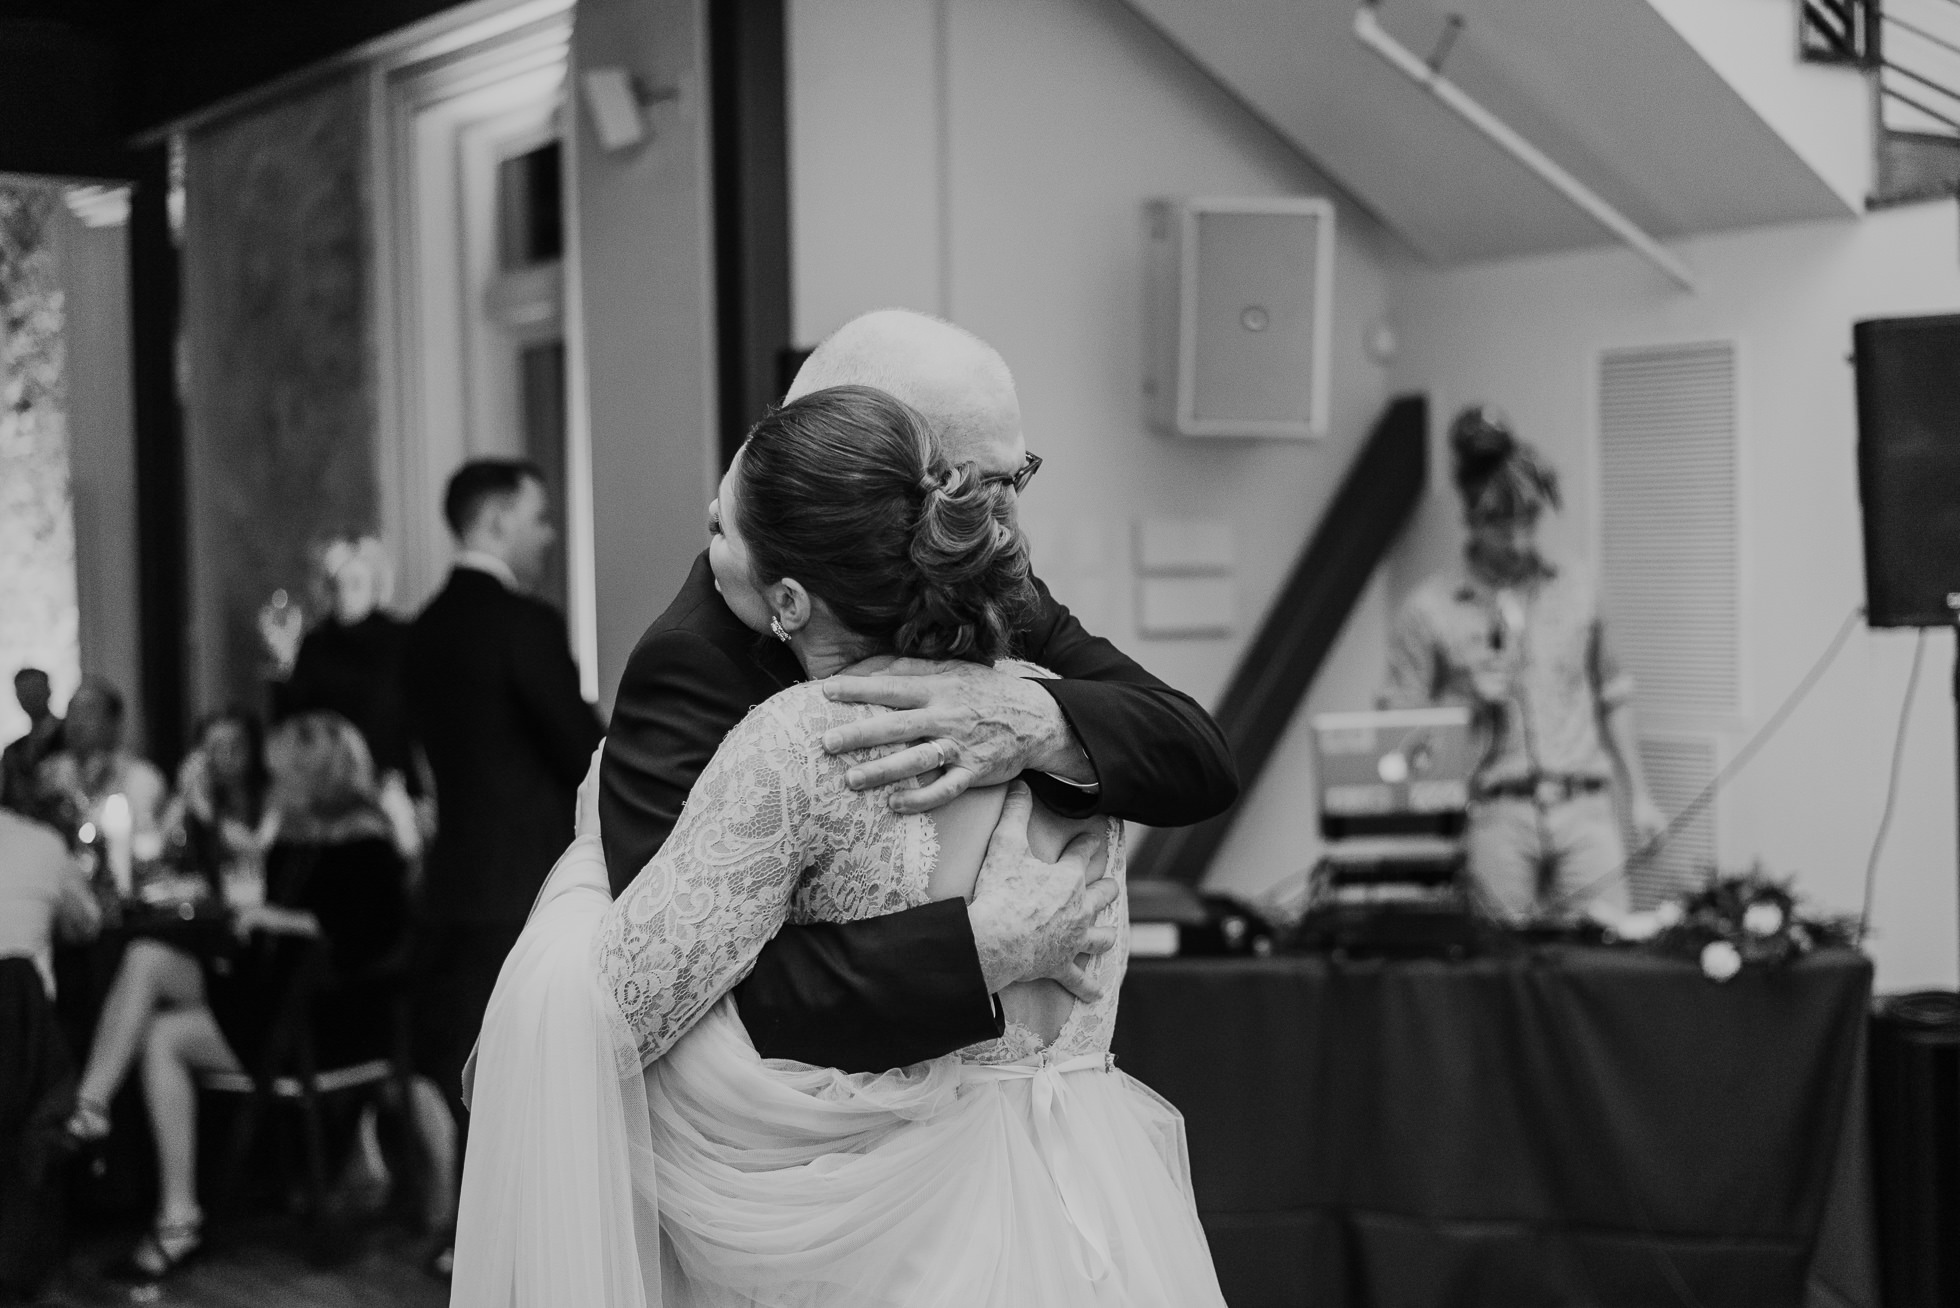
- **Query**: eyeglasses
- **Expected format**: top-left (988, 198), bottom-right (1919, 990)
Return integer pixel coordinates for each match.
top-left (988, 452), bottom-right (1042, 494)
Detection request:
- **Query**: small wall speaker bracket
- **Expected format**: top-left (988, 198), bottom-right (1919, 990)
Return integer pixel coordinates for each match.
top-left (581, 67), bottom-right (683, 154)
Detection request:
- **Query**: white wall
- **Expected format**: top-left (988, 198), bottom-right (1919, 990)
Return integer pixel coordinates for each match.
top-left (1388, 203), bottom-right (1960, 991)
top-left (570, 0), bottom-right (717, 718)
top-left (787, 0), bottom-right (1407, 899)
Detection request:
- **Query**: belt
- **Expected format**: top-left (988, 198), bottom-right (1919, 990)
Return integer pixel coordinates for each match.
top-left (1474, 774), bottom-right (1609, 806)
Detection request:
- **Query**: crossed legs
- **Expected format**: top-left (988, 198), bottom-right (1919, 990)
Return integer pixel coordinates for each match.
top-left (65, 939), bottom-right (240, 1272)
top-left (140, 1007), bottom-right (242, 1231)
top-left (71, 939), bottom-right (208, 1131)
top-left (77, 937), bottom-right (457, 1268)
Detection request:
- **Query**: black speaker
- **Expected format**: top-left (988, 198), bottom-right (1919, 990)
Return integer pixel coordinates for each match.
top-left (1854, 314), bottom-right (1960, 628)
top-left (1869, 991), bottom-right (1960, 1308)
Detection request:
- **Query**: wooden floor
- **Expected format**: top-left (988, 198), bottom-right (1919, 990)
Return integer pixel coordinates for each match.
top-left (33, 1219), bottom-right (448, 1308)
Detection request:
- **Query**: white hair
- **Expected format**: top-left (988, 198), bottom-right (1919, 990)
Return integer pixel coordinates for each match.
top-left (787, 309), bottom-right (1019, 459)
top-left (320, 535), bottom-right (396, 610)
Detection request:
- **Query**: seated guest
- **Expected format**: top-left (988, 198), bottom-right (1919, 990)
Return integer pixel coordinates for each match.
top-left (0, 805), bottom-right (99, 997)
top-left (161, 709), bottom-right (271, 909)
top-left (36, 677), bottom-right (166, 846)
top-left (1, 667), bottom-right (64, 820)
top-left (65, 713), bottom-right (454, 1279)
top-left (0, 805), bottom-right (97, 1301)
top-left (1382, 405), bottom-right (1666, 924)
top-left (61, 714), bottom-right (268, 1160)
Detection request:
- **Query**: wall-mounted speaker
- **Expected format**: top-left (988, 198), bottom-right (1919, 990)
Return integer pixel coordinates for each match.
top-left (1144, 197), bottom-right (1334, 439)
top-left (1853, 313), bottom-right (1960, 628)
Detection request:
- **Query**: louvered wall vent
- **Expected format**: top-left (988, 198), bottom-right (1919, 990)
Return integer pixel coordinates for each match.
top-left (1598, 341), bottom-right (1738, 901)
top-left (1598, 341), bottom-right (1740, 717)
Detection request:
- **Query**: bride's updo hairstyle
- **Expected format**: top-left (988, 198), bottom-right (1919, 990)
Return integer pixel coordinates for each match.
top-left (735, 384), bottom-right (1035, 663)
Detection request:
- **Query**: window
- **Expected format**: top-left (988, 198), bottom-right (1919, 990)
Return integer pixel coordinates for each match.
top-left (374, 5), bottom-right (588, 653)
top-left (497, 139), bottom-right (562, 269)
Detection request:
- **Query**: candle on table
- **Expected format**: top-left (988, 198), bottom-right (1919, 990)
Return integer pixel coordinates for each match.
top-left (100, 792), bottom-right (133, 898)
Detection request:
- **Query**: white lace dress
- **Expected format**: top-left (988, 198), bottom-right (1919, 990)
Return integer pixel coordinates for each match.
top-left (452, 681), bottom-right (1225, 1308)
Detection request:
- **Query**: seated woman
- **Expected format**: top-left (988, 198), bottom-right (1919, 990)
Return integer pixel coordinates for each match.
top-left (68, 712), bottom-right (455, 1278)
top-left (457, 386), bottom-right (1224, 1305)
top-left (161, 708), bottom-right (272, 909)
top-left (63, 710), bottom-right (271, 1160)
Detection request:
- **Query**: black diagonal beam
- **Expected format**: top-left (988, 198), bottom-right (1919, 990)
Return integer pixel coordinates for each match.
top-left (1130, 394), bottom-right (1429, 885)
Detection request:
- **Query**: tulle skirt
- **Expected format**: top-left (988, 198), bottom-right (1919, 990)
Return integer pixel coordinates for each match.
top-left (452, 837), bottom-right (1225, 1308)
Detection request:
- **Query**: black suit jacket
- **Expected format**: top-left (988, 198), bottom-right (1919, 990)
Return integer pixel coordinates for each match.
top-left (407, 568), bottom-right (603, 927)
top-left (600, 552), bottom-right (1238, 1071)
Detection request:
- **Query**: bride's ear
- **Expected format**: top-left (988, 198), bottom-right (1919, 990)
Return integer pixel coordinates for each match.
top-left (769, 578), bottom-right (815, 635)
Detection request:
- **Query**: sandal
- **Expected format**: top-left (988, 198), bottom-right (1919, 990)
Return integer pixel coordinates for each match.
top-left (123, 1217), bottom-right (204, 1281)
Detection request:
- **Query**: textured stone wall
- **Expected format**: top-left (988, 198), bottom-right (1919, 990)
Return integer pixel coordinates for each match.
top-left (0, 179), bottom-right (80, 741)
top-left (182, 73), bottom-right (377, 716)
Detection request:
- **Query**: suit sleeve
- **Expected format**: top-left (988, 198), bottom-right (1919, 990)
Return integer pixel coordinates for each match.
top-left (733, 899), bottom-right (1000, 1073)
top-left (602, 624), bottom-right (1000, 1071)
top-left (599, 628), bottom-right (757, 898)
top-left (1019, 575), bottom-right (1239, 827)
top-left (508, 603), bottom-right (604, 789)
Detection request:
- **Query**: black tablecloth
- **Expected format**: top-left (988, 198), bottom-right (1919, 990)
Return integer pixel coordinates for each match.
top-left (1109, 947), bottom-right (1876, 1308)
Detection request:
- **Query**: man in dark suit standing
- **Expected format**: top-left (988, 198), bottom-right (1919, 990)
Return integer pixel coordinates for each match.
top-left (407, 460), bottom-right (602, 1155)
top-left (601, 310), bottom-right (1239, 1073)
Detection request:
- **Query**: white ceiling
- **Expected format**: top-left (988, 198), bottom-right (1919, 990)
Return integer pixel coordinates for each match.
top-left (1122, 0), bottom-right (1860, 266)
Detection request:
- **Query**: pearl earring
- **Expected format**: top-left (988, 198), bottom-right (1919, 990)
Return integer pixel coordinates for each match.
top-left (770, 616), bottom-right (792, 644)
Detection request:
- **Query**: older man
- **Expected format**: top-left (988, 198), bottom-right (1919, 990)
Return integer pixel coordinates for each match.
top-left (36, 677), bottom-right (165, 846)
top-left (599, 309), bottom-right (1238, 1073)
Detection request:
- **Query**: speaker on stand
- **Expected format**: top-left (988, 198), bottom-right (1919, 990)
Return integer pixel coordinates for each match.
top-left (1854, 311), bottom-right (1960, 1307)
top-left (1855, 312), bottom-right (1960, 943)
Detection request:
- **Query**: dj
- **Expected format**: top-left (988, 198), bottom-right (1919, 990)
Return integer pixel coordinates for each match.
top-left (1382, 405), bottom-right (1666, 924)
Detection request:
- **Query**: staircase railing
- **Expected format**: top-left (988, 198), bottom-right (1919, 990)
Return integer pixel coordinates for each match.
top-left (1803, 0), bottom-right (1960, 139)
top-left (1802, 0), bottom-right (1880, 65)
top-left (1129, 394), bottom-right (1428, 886)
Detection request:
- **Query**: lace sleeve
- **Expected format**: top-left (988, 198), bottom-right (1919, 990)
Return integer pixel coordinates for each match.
top-left (595, 696), bottom-right (820, 1063)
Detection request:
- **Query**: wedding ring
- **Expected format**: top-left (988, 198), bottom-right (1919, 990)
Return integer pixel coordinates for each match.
top-left (927, 740), bottom-right (949, 770)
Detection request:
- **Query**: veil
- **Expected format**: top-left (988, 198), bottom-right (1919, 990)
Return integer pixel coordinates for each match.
top-left (449, 837), bottom-right (664, 1306)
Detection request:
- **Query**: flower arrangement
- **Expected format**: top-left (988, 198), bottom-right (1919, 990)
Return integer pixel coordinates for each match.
top-left (1610, 868), bottom-right (1860, 982)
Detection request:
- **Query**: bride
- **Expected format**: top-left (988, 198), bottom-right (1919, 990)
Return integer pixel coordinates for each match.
top-left (453, 384), bottom-right (1225, 1306)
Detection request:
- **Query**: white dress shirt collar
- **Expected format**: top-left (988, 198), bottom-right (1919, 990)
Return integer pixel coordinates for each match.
top-left (455, 550), bottom-right (520, 591)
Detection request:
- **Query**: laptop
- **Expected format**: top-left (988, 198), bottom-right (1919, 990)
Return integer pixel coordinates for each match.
top-left (1303, 707), bottom-right (1480, 948)
top-left (1311, 706), bottom-right (1476, 845)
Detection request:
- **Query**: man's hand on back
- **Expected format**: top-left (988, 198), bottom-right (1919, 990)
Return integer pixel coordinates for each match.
top-left (819, 659), bottom-right (1095, 813)
top-left (965, 782), bottom-right (1118, 1000)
